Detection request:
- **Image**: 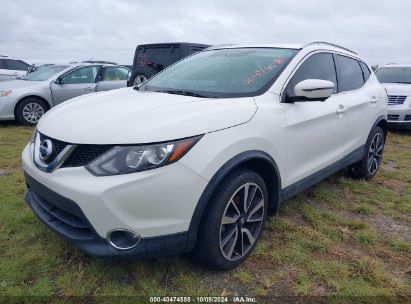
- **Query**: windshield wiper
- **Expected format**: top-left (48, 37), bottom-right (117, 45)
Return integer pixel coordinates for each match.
top-left (159, 90), bottom-right (208, 98)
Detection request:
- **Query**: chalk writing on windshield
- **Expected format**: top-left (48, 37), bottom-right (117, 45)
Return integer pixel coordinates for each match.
top-left (243, 57), bottom-right (285, 85)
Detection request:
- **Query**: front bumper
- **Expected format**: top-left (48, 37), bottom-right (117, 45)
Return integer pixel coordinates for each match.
top-left (25, 173), bottom-right (188, 258)
top-left (22, 143), bottom-right (208, 258)
top-left (0, 95), bottom-right (17, 120)
top-left (387, 107), bottom-right (411, 129)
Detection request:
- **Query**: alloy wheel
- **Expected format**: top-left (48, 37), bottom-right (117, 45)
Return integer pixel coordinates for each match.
top-left (219, 182), bottom-right (265, 261)
top-left (133, 74), bottom-right (148, 85)
top-left (22, 103), bottom-right (44, 124)
top-left (367, 132), bottom-right (384, 175)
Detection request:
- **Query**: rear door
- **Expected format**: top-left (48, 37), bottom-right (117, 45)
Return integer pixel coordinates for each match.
top-left (335, 55), bottom-right (378, 152)
top-left (96, 66), bottom-right (131, 91)
top-left (50, 66), bottom-right (100, 105)
top-left (282, 52), bottom-right (348, 186)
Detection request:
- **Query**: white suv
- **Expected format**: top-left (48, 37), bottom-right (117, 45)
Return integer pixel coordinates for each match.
top-left (22, 42), bottom-right (387, 270)
top-left (375, 63), bottom-right (411, 129)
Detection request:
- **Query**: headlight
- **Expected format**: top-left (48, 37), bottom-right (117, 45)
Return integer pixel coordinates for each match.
top-left (0, 90), bottom-right (12, 97)
top-left (86, 135), bottom-right (202, 176)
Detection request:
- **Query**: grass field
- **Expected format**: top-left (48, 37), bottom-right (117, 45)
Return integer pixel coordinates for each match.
top-left (0, 122), bottom-right (410, 302)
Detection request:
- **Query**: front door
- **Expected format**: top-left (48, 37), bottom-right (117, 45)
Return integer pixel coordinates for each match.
top-left (282, 52), bottom-right (348, 186)
top-left (51, 66), bottom-right (100, 105)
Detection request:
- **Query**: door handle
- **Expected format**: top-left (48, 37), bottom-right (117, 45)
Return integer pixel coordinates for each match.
top-left (370, 96), bottom-right (379, 104)
top-left (336, 104), bottom-right (346, 115)
top-left (84, 87), bottom-right (93, 92)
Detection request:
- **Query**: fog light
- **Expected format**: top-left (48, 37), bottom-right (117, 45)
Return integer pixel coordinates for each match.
top-left (107, 229), bottom-right (141, 250)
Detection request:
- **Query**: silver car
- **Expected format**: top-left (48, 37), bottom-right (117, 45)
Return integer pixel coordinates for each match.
top-left (0, 63), bottom-right (131, 125)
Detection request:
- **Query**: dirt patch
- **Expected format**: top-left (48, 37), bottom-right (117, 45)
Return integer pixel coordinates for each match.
top-left (368, 215), bottom-right (411, 242)
top-left (382, 179), bottom-right (406, 194)
top-left (382, 160), bottom-right (396, 172)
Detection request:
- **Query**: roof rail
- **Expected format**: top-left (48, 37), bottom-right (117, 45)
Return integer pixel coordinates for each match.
top-left (303, 41), bottom-right (357, 55)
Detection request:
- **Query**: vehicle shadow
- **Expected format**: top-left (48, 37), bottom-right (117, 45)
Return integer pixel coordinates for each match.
top-left (0, 120), bottom-right (20, 127)
top-left (389, 129), bottom-right (411, 136)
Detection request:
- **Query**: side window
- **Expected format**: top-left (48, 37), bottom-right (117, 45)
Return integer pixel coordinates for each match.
top-left (3, 59), bottom-right (29, 71)
top-left (62, 66), bottom-right (99, 84)
top-left (102, 67), bottom-right (130, 81)
top-left (286, 53), bottom-right (337, 99)
top-left (360, 61), bottom-right (371, 82)
top-left (0, 59), bottom-right (4, 69)
top-left (336, 55), bottom-right (364, 92)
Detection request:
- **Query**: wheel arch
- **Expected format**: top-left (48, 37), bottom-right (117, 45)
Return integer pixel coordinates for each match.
top-left (186, 150), bottom-right (282, 251)
top-left (374, 116), bottom-right (388, 139)
top-left (14, 95), bottom-right (51, 119)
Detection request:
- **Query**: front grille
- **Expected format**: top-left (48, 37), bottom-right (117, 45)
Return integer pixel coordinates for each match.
top-left (405, 115), bottom-right (411, 121)
top-left (39, 133), bottom-right (67, 165)
top-left (388, 95), bottom-right (407, 105)
top-left (62, 145), bottom-right (112, 167)
top-left (388, 114), bottom-right (399, 121)
top-left (38, 132), bottom-right (112, 168)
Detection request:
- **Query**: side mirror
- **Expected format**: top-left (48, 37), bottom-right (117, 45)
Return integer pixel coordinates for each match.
top-left (293, 79), bottom-right (334, 101)
top-left (55, 77), bottom-right (63, 85)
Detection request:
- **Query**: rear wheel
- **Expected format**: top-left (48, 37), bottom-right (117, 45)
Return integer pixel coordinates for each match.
top-left (196, 168), bottom-right (268, 270)
top-left (15, 97), bottom-right (48, 126)
top-left (128, 66), bottom-right (157, 87)
top-left (349, 126), bottom-right (385, 179)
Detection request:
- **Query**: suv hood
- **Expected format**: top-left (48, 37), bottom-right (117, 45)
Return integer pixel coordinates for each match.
top-left (381, 83), bottom-right (411, 95)
top-left (37, 88), bottom-right (257, 144)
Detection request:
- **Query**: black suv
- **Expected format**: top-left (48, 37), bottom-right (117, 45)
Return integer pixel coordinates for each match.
top-left (127, 42), bottom-right (210, 86)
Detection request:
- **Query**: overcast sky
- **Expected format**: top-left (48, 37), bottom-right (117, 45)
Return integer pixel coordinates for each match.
top-left (1, 0), bottom-right (410, 66)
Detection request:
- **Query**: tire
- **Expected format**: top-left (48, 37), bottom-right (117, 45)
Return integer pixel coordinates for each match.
top-left (128, 66), bottom-right (157, 87)
top-left (196, 168), bottom-right (268, 270)
top-left (349, 126), bottom-right (385, 179)
top-left (15, 97), bottom-right (49, 126)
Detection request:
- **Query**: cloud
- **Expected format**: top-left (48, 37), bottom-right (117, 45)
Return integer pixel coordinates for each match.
top-left (0, 0), bottom-right (410, 65)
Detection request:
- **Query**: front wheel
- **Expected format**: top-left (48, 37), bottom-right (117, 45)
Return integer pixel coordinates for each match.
top-left (15, 97), bottom-right (48, 126)
top-left (349, 126), bottom-right (385, 179)
top-left (196, 168), bottom-right (268, 270)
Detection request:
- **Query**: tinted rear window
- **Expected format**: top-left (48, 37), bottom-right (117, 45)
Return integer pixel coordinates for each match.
top-left (336, 55), bottom-right (364, 92)
top-left (135, 46), bottom-right (181, 70)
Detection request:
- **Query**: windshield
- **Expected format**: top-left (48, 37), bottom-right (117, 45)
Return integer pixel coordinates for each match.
top-left (22, 65), bottom-right (69, 81)
top-left (140, 48), bottom-right (298, 98)
top-left (375, 67), bottom-right (411, 84)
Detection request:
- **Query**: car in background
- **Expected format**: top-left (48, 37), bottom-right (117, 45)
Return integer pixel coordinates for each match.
top-left (0, 63), bottom-right (131, 125)
top-left (127, 42), bottom-right (210, 86)
top-left (0, 55), bottom-right (31, 82)
top-left (375, 64), bottom-right (411, 129)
